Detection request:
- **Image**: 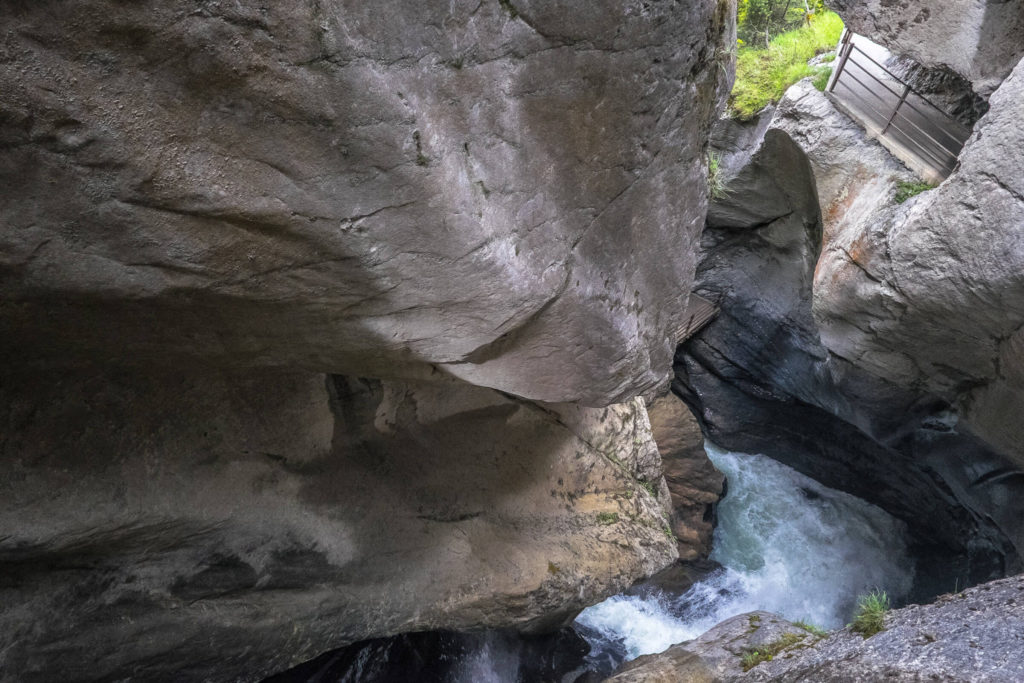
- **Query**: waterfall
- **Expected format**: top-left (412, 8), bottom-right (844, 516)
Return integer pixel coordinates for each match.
top-left (575, 443), bottom-right (915, 668)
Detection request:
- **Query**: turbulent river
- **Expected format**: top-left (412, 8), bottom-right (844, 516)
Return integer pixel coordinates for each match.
top-left (574, 443), bottom-right (915, 671)
top-left (273, 443), bottom-right (918, 682)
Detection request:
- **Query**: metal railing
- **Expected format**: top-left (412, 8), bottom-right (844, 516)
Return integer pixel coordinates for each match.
top-left (828, 31), bottom-right (970, 178)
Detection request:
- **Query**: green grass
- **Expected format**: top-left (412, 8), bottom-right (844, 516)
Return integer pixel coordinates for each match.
top-left (851, 590), bottom-right (890, 637)
top-left (894, 179), bottom-right (935, 203)
top-left (793, 620), bottom-right (828, 637)
top-left (596, 511), bottom-right (619, 526)
top-left (707, 151), bottom-right (729, 200)
top-left (740, 632), bottom-right (806, 671)
top-left (811, 66), bottom-right (833, 91)
top-left (730, 11), bottom-right (844, 119)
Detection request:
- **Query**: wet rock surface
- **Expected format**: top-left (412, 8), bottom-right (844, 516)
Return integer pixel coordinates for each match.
top-left (0, 369), bottom-right (675, 682)
top-left (646, 393), bottom-right (724, 562)
top-left (609, 574), bottom-right (1024, 683)
top-left (264, 627), bottom-right (592, 683)
top-left (606, 611), bottom-right (809, 683)
top-left (675, 110), bottom-right (1021, 595)
top-left (0, 0), bottom-right (732, 405)
top-left (742, 574), bottom-right (1024, 682)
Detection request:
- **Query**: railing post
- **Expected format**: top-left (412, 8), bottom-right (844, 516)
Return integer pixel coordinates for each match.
top-left (882, 83), bottom-right (911, 135)
top-left (828, 29), bottom-right (853, 93)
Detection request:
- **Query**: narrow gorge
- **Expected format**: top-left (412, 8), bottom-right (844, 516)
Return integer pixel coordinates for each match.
top-left (1, 1), bottom-right (1022, 682)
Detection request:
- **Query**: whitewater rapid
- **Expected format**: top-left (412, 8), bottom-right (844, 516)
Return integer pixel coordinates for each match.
top-left (575, 443), bottom-right (915, 664)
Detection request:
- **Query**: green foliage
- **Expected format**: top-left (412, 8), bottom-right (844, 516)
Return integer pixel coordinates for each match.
top-left (894, 179), bottom-right (935, 203)
top-left (811, 66), bottom-right (832, 91)
top-left (730, 11), bottom-right (844, 119)
top-left (738, 0), bottom-right (827, 46)
top-left (740, 632), bottom-right (806, 671)
top-left (640, 480), bottom-right (657, 498)
top-left (707, 151), bottom-right (730, 199)
top-left (596, 511), bottom-right (619, 526)
top-left (793, 620), bottom-right (828, 637)
top-left (851, 590), bottom-right (890, 637)
top-left (498, 0), bottom-right (518, 19)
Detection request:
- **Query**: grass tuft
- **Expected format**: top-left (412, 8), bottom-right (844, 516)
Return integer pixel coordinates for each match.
top-left (740, 632), bottom-right (805, 671)
top-left (730, 11), bottom-right (844, 119)
top-left (793, 620), bottom-right (828, 637)
top-left (894, 179), bottom-right (935, 203)
top-left (596, 511), bottom-right (619, 526)
top-left (851, 589), bottom-right (890, 637)
top-left (811, 66), bottom-right (832, 91)
top-left (707, 151), bottom-right (730, 200)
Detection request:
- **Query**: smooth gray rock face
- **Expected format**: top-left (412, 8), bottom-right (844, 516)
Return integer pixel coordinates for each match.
top-left (647, 393), bottom-right (724, 562)
top-left (606, 611), bottom-right (812, 682)
top-left (742, 574), bottom-right (1024, 682)
top-left (0, 0), bottom-right (733, 406)
top-left (616, 575), bottom-right (1024, 683)
top-left (827, 0), bottom-right (1024, 95)
top-left (0, 369), bottom-right (676, 682)
top-left (771, 80), bottom-right (917, 239)
top-left (813, 58), bottom-right (1024, 472)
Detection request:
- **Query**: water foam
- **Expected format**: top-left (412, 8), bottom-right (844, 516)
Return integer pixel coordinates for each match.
top-left (575, 443), bottom-right (915, 663)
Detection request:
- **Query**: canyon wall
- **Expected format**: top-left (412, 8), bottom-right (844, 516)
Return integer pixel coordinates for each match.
top-left (0, 0), bottom-right (732, 406)
top-left (677, 86), bottom-right (1024, 596)
top-left (0, 0), bottom-right (735, 680)
top-left (0, 370), bottom-right (676, 681)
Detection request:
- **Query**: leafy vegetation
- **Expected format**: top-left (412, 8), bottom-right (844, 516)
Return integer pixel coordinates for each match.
top-left (851, 590), bottom-right (890, 637)
top-left (730, 10), bottom-right (844, 119)
top-left (738, 0), bottom-right (828, 47)
top-left (894, 179), bottom-right (935, 203)
top-left (707, 151), bottom-right (730, 199)
top-left (740, 631), bottom-right (806, 671)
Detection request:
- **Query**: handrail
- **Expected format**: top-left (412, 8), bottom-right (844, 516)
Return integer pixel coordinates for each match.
top-left (836, 63), bottom-right (965, 159)
top-left (827, 32), bottom-right (969, 179)
top-left (833, 77), bottom-right (957, 171)
top-left (845, 43), bottom-right (962, 126)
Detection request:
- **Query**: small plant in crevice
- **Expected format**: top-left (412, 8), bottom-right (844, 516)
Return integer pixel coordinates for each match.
top-left (894, 179), bottom-right (935, 203)
top-left (740, 632), bottom-right (806, 671)
top-left (850, 589), bottom-right (890, 637)
top-left (793, 620), bottom-right (828, 637)
top-left (596, 511), bottom-right (619, 526)
top-left (498, 0), bottom-right (518, 19)
top-left (707, 151), bottom-right (730, 200)
top-left (811, 66), bottom-right (832, 91)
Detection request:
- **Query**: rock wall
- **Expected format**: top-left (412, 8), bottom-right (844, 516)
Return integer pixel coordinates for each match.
top-left (675, 108), bottom-right (1022, 596)
top-left (0, 0), bottom-right (733, 406)
top-left (827, 0), bottom-right (1024, 96)
top-left (0, 369), bottom-right (675, 681)
top-left (647, 393), bottom-right (725, 562)
top-left (813, 58), bottom-right (1024, 471)
top-left (743, 574), bottom-right (1024, 682)
top-left (608, 574), bottom-right (1024, 682)
top-left (0, 1), bottom-right (738, 679)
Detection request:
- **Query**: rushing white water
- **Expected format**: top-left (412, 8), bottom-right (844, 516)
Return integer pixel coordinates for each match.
top-left (575, 443), bottom-right (915, 664)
